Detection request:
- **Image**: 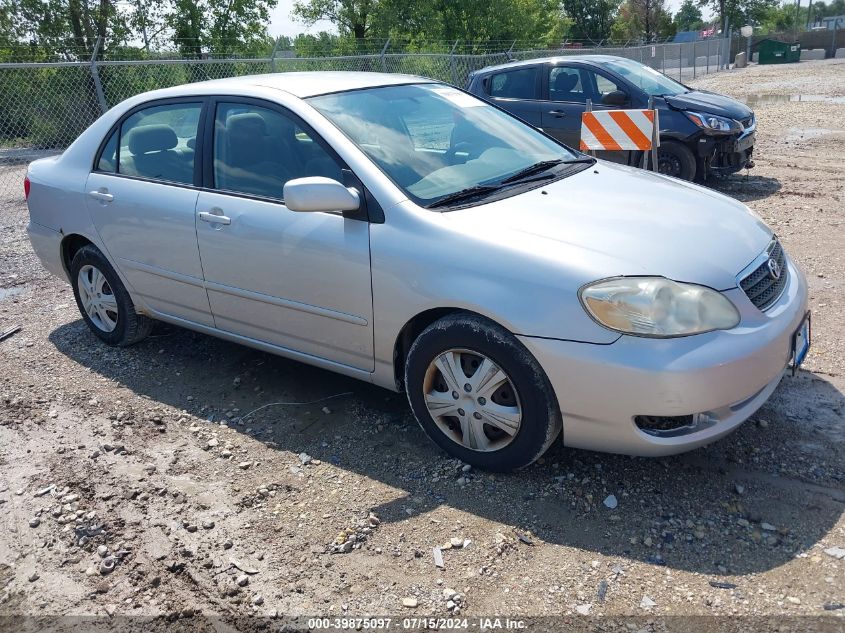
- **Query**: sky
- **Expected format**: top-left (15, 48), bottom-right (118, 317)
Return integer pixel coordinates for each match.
top-left (267, 0), bottom-right (709, 39)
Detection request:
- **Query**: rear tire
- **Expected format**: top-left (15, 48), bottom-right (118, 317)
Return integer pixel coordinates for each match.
top-left (658, 140), bottom-right (697, 181)
top-left (70, 245), bottom-right (153, 347)
top-left (404, 313), bottom-right (562, 472)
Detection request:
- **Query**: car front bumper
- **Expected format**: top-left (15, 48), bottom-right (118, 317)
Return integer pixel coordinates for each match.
top-left (696, 130), bottom-right (755, 174)
top-left (518, 258), bottom-right (808, 457)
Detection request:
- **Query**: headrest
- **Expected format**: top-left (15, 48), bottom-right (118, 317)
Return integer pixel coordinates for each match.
top-left (126, 124), bottom-right (178, 155)
top-left (262, 113), bottom-right (296, 142)
top-left (227, 112), bottom-right (267, 137)
top-left (554, 72), bottom-right (579, 92)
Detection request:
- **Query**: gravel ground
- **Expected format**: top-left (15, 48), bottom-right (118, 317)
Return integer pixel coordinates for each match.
top-left (0, 60), bottom-right (843, 630)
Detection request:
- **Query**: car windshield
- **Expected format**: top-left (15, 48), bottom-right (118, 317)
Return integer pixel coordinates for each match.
top-left (307, 83), bottom-right (580, 207)
top-left (599, 58), bottom-right (688, 96)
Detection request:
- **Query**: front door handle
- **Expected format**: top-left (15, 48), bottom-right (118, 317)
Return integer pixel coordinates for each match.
top-left (548, 110), bottom-right (567, 118)
top-left (88, 189), bottom-right (114, 203)
top-left (198, 211), bottom-right (231, 225)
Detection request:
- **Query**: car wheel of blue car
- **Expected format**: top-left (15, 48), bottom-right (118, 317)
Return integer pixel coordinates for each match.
top-left (658, 140), bottom-right (697, 181)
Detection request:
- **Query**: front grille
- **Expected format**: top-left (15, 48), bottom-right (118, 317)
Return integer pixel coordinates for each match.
top-left (740, 239), bottom-right (788, 311)
top-left (635, 415), bottom-right (695, 434)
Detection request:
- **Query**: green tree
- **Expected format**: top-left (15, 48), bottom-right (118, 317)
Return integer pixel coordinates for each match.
top-left (293, 31), bottom-right (358, 55)
top-left (562, 0), bottom-right (619, 41)
top-left (697, 0), bottom-right (779, 33)
top-left (292, 0), bottom-right (379, 40)
top-left (293, 0), bottom-right (570, 49)
top-left (674, 0), bottom-right (704, 30)
top-left (611, 0), bottom-right (673, 40)
top-left (168, 0), bottom-right (278, 57)
top-left (0, 0), bottom-right (131, 59)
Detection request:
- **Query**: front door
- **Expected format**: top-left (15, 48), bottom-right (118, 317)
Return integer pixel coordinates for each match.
top-left (85, 100), bottom-right (213, 326)
top-left (194, 100), bottom-right (374, 371)
top-left (542, 64), bottom-right (633, 164)
top-left (540, 66), bottom-right (586, 147)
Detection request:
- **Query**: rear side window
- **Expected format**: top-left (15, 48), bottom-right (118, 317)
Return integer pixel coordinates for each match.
top-left (488, 67), bottom-right (538, 99)
top-left (117, 103), bottom-right (201, 185)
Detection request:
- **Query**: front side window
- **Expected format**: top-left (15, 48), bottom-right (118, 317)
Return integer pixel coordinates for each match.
top-left (550, 66), bottom-right (625, 104)
top-left (98, 129), bottom-right (118, 172)
top-left (213, 102), bottom-right (343, 200)
top-left (489, 67), bottom-right (538, 99)
top-left (118, 102), bottom-right (201, 185)
top-left (599, 58), bottom-right (687, 96)
top-left (308, 84), bottom-right (580, 206)
top-left (549, 67), bottom-right (587, 103)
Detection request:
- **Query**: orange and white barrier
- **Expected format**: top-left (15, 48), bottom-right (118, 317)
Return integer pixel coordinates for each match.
top-left (579, 109), bottom-right (659, 152)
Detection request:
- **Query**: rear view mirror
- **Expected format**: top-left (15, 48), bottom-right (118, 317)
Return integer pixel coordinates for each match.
top-left (283, 177), bottom-right (360, 213)
top-left (602, 90), bottom-right (629, 107)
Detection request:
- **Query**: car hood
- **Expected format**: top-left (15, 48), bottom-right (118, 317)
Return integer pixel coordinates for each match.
top-left (664, 90), bottom-right (753, 120)
top-left (443, 161), bottom-right (772, 290)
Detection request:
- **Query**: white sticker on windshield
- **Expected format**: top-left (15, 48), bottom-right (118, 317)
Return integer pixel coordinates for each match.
top-left (431, 87), bottom-right (484, 107)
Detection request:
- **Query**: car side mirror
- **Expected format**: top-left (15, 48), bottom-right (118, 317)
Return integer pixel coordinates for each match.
top-left (283, 177), bottom-right (360, 213)
top-left (602, 90), bottom-right (629, 107)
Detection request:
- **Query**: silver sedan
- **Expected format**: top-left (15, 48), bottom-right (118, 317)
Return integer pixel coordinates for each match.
top-left (25, 72), bottom-right (809, 471)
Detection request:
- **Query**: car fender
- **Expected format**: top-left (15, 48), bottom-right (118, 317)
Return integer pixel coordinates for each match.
top-left (368, 200), bottom-right (624, 389)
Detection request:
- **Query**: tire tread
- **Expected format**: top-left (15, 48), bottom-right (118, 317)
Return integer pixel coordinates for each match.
top-left (70, 245), bottom-right (153, 347)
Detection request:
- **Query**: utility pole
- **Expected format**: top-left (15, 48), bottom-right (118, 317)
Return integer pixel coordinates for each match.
top-left (137, 0), bottom-right (149, 49)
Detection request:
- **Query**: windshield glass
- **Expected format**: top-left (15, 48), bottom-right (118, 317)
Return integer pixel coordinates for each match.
top-left (308, 84), bottom-right (579, 206)
top-left (600, 58), bottom-right (688, 96)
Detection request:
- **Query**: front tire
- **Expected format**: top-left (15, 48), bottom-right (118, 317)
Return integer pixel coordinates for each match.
top-left (70, 245), bottom-right (153, 346)
top-left (404, 313), bottom-right (562, 472)
top-left (658, 140), bottom-right (697, 181)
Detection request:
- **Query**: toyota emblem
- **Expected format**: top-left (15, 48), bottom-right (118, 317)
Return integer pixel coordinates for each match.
top-left (767, 257), bottom-right (782, 280)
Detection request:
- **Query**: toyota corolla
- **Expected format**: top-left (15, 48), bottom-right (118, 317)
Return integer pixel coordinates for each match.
top-left (25, 72), bottom-right (809, 471)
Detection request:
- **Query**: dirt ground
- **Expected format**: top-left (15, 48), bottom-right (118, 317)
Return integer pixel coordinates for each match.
top-left (1, 59), bottom-right (843, 631)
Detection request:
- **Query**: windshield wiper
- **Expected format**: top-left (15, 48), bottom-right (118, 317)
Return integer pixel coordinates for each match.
top-left (427, 184), bottom-right (505, 209)
top-left (427, 157), bottom-right (596, 209)
top-left (499, 159), bottom-right (565, 184)
top-left (499, 157), bottom-right (595, 185)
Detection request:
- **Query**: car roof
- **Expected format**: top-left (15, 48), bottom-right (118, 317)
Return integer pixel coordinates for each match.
top-left (474, 54), bottom-right (630, 75)
top-left (182, 71), bottom-right (436, 98)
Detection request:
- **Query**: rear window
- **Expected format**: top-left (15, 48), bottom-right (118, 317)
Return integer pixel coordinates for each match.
top-left (488, 67), bottom-right (538, 100)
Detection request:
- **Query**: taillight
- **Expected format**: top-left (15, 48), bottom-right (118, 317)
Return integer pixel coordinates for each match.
top-left (24, 176), bottom-right (31, 200)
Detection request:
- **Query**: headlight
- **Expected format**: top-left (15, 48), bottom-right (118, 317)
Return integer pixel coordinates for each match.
top-left (685, 111), bottom-right (741, 134)
top-left (579, 277), bottom-right (740, 337)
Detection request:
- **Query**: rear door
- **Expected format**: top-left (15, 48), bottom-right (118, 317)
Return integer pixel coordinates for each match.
top-left (482, 65), bottom-right (544, 126)
top-left (85, 99), bottom-right (213, 326)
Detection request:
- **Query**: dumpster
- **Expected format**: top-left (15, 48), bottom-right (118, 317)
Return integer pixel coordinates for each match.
top-left (757, 39), bottom-right (801, 64)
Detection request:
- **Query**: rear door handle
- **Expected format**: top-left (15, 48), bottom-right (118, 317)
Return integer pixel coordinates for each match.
top-left (88, 190), bottom-right (113, 203)
top-left (548, 110), bottom-right (567, 118)
top-left (198, 211), bottom-right (231, 225)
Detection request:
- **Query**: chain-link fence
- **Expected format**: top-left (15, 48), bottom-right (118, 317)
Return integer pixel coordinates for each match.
top-left (0, 38), bottom-right (729, 202)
